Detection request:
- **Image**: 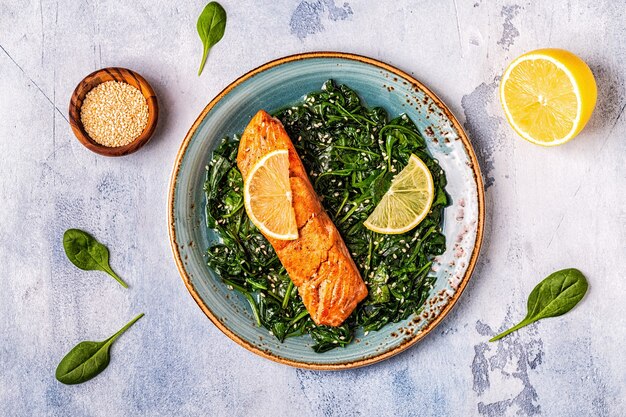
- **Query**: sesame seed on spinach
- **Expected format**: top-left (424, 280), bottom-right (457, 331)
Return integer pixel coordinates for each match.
top-left (204, 80), bottom-right (449, 352)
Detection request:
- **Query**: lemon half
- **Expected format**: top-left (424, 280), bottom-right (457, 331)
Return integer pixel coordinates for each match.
top-left (500, 48), bottom-right (597, 146)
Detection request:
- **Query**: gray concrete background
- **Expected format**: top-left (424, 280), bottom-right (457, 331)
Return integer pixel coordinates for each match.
top-left (1, 1), bottom-right (624, 416)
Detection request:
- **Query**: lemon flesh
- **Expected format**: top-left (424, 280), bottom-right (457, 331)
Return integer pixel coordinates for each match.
top-left (500, 48), bottom-right (597, 146)
top-left (364, 154), bottom-right (435, 235)
top-left (243, 149), bottom-right (298, 240)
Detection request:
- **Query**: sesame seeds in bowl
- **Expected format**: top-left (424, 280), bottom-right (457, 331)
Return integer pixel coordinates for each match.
top-left (69, 67), bottom-right (158, 157)
top-left (80, 81), bottom-right (149, 148)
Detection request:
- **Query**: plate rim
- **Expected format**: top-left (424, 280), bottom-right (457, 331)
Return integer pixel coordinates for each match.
top-left (168, 51), bottom-right (485, 370)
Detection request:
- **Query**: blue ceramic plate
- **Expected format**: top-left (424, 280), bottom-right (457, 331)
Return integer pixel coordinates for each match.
top-left (169, 53), bottom-right (484, 369)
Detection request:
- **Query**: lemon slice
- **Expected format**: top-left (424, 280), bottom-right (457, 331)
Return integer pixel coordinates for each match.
top-left (500, 48), bottom-right (597, 146)
top-left (243, 149), bottom-right (298, 240)
top-left (364, 154), bottom-right (435, 235)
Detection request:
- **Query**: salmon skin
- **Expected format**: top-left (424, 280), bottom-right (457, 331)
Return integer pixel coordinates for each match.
top-left (237, 110), bottom-right (368, 327)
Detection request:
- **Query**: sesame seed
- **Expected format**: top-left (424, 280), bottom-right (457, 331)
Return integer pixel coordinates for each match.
top-left (80, 81), bottom-right (149, 147)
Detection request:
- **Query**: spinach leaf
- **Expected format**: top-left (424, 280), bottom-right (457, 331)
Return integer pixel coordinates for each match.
top-left (63, 229), bottom-right (128, 288)
top-left (196, 2), bottom-right (227, 76)
top-left (55, 313), bottom-right (144, 385)
top-left (204, 80), bottom-right (449, 352)
top-left (490, 268), bottom-right (588, 342)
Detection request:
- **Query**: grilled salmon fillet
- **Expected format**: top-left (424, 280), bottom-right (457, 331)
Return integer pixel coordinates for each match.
top-left (237, 110), bottom-right (368, 326)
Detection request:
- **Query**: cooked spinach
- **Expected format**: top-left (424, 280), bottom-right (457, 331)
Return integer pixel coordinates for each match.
top-left (196, 2), bottom-right (227, 76)
top-left (55, 313), bottom-right (144, 385)
top-left (63, 229), bottom-right (128, 288)
top-left (204, 80), bottom-right (448, 352)
top-left (490, 268), bottom-right (588, 342)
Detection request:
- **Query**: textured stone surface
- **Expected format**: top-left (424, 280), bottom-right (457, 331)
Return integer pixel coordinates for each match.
top-left (1, 1), bottom-right (625, 416)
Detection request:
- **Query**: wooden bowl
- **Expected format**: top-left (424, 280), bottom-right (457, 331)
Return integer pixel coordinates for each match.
top-left (69, 67), bottom-right (158, 157)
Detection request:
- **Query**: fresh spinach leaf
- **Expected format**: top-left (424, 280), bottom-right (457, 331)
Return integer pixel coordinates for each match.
top-left (55, 313), bottom-right (144, 385)
top-left (196, 2), bottom-right (227, 76)
top-left (490, 268), bottom-right (588, 342)
top-left (204, 80), bottom-right (449, 352)
top-left (63, 229), bottom-right (128, 288)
